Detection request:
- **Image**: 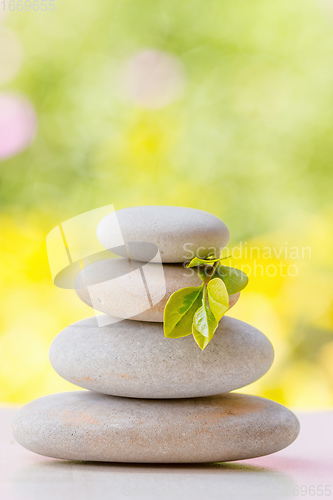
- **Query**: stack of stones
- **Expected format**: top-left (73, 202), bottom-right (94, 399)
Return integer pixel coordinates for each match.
top-left (13, 206), bottom-right (299, 463)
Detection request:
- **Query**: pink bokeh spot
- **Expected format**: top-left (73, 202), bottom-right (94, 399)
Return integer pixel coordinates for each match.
top-left (0, 94), bottom-right (37, 161)
top-left (123, 49), bottom-right (186, 109)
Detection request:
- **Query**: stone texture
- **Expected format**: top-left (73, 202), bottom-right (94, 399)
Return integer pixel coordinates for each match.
top-left (75, 258), bottom-right (240, 322)
top-left (49, 316), bottom-right (274, 399)
top-left (96, 206), bottom-right (230, 263)
top-left (12, 391), bottom-right (300, 463)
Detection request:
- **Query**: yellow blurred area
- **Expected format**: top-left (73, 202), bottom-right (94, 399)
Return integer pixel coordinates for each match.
top-left (0, 214), bottom-right (91, 404)
top-left (232, 208), bottom-right (333, 408)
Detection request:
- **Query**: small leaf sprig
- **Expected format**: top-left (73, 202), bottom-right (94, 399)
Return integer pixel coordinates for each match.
top-left (163, 254), bottom-right (248, 350)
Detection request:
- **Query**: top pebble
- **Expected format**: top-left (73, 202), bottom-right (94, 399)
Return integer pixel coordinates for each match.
top-left (97, 206), bottom-right (230, 263)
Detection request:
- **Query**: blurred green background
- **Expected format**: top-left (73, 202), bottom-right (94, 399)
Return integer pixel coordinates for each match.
top-left (0, 0), bottom-right (332, 407)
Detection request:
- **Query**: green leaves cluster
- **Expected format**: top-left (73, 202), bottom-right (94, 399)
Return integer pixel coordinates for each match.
top-left (163, 255), bottom-right (248, 350)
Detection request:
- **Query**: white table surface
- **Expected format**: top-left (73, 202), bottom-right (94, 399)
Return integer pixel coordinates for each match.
top-left (1, 408), bottom-right (332, 500)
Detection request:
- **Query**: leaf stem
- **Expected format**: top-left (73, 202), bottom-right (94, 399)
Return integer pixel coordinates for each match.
top-left (203, 259), bottom-right (220, 284)
top-left (202, 282), bottom-right (208, 306)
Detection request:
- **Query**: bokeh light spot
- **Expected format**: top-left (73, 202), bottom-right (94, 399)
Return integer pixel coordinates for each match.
top-left (0, 93), bottom-right (37, 161)
top-left (122, 49), bottom-right (186, 109)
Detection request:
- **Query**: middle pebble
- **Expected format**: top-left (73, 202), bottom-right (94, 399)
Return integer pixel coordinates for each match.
top-left (49, 316), bottom-right (274, 399)
top-left (75, 258), bottom-right (240, 322)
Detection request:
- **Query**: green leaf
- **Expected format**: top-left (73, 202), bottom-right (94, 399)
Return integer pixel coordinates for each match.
top-left (193, 303), bottom-right (217, 338)
top-left (213, 265), bottom-right (248, 295)
top-left (192, 323), bottom-right (213, 350)
top-left (164, 285), bottom-right (204, 338)
top-left (186, 256), bottom-right (220, 268)
top-left (207, 278), bottom-right (229, 322)
top-left (186, 255), bottom-right (231, 271)
top-left (192, 301), bottom-right (217, 349)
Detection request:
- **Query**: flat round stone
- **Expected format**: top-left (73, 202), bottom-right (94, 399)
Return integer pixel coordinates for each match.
top-left (12, 391), bottom-right (300, 463)
top-left (75, 258), bottom-right (240, 322)
top-left (96, 206), bottom-right (230, 263)
top-left (49, 316), bottom-right (274, 399)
